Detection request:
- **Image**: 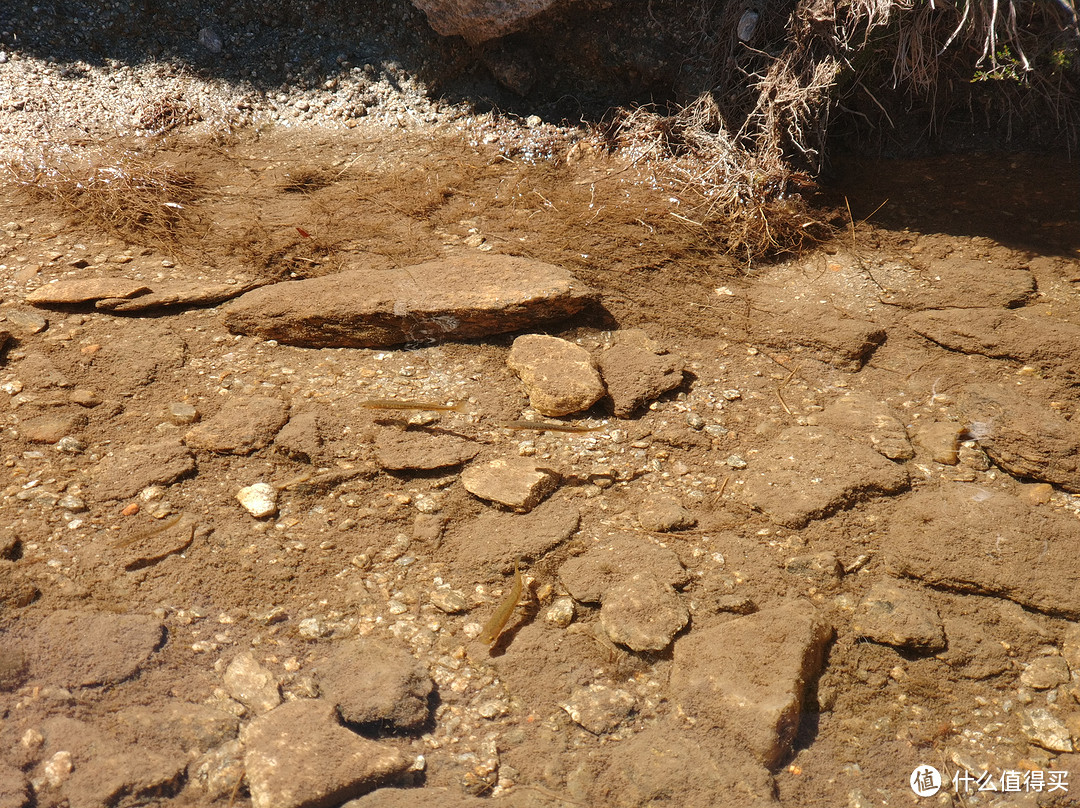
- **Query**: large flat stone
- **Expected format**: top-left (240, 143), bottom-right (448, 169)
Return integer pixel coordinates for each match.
top-left (33, 611), bottom-right (165, 688)
top-left (90, 439), bottom-right (195, 500)
top-left (507, 334), bottom-right (604, 417)
top-left (740, 426), bottom-right (909, 528)
top-left (884, 485), bottom-right (1080, 618)
top-left (959, 384), bottom-right (1080, 492)
top-left (26, 278), bottom-right (151, 305)
top-left (881, 261), bottom-right (1034, 310)
top-left (751, 305), bottom-right (885, 370)
top-left (242, 699), bottom-right (409, 808)
top-left (223, 254), bottom-right (594, 348)
top-left (184, 395), bottom-right (289, 455)
top-left (909, 307), bottom-right (1080, 381)
top-left (671, 605), bottom-right (833, 768)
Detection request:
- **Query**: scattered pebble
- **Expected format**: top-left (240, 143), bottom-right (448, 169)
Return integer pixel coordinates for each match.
top-left (236, 483), bottom-right (278, 519)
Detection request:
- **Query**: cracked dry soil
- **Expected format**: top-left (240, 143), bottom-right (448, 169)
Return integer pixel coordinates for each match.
top-left (1, 127), bottom-right (1079, 808)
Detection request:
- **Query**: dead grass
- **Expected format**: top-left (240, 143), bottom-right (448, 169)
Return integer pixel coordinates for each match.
top-left (2, 143), bottom-right (203, 247)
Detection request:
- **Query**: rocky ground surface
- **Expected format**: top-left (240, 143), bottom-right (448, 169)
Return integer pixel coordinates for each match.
top-left (2, 3), bottom-right (1080, 808)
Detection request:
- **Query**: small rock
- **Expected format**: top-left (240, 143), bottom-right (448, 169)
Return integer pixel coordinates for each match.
top-left (3, 307), bottom-right (48, 334)
top-left (91, 440), bottom-right (195, 500)
top-left (236, 483), bottom-right (278, 519)
top-left (671, 604), bottom-right (833, 767)
top-left (26, 278), bottom-right (151, 305)
top-left (851, 580), bottom-right (946, 651)
top-left (242, 699), bottom-right (410, 808)
top-left (69, 388), bottom-right (102, 407)
top-left (1021, 707), bottom-right (1074, 752)
top-left (185, 395), bottom-right (288, 455)
top-left (460, 457), bottom-right (559, 512)
top-left (545, 596), bottom-right (575, 627)
top-left (714, 594), bottom-right (757, 614)
top-left (1023, 483), bottom-right (1054, 505)
top-left (741, 426), bottom-right (909, 528)
top-left (560, 684), bottom-right (635, 734)
top-left (32, 611), bottom-right (165, 688)
top-left (430, 589), bottom-right (469, 614)
top-left (600, 574), bottom-right (689, 652)
top-left (116, 515), bottom-right (195, 571)
top-left (54, 435), bottom-right (85, 454)
top-left (507, 334), bottom-right (605, 416)
top-left (817, 393), bottom-right (913, 460)
top-left (785, 551), bottom-right (843, 586)
top-left (597, 329), bottom-right (684, 417)
top-left (168, 401), bottom-right (199, 425)
top-left (198, 26), bottom-right (223, 53)
top-left (914, 421), bottom-right (962, 465)
top-left (637, 495), bottom-right (697, 532)
top-left (20, 412), bottom-right (87, 443)
top-left (1020, 656), bottom-right (1070, 690)
top-left (189, 739), bottom-right (245, 800)
top-left (559, 534), bottom-right (688, 604)
top-left (374, 427), bottom-right (478, 470)
top-left (316, 638), bottom-right (434, 730)
top-left (43, 750), bottom-right (74, 788)
top-left (224, 652), bottom-right (282, 715)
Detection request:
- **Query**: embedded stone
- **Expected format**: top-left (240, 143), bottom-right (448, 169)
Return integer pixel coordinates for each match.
top-left (460, 457), bottom-right (559, 512)
top-left (507, 334), bottom-right (605, 416)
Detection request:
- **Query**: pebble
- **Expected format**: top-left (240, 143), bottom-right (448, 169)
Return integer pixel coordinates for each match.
top-left (637, 494), bottom-right (697, 532)
top-left (236, 483), bottom-right (278, 519)
top-left (430, 588), bottom-right (469, 614)
top-left (560, 684), bottom-right (635, 734)
top-left (915, 421), bottom-right (963, 465)
top-left (168, 401), bottom-right (199, 425)
top-left (223, 652), bottom-right (282, 715)
top-left (545, 596), bottom-right (575, 627)
top-left (68, 388), bottom-right (102, 407)
top-left (53, 435), bottom-right (85, 454)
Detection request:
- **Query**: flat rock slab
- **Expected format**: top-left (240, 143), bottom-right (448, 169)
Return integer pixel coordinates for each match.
top-left (374, 427), bottom-right (478, 470)
top-left (559, 533), bottom-right (688, 604)
top-left (223, 254), bottom-right (595, 348)
top-left (184, 395), bottom-right (289, 455)
top-left (37, 716), bottom-right (185, 808)
top-left (114, 701), bottom-right (240, 756)
top-left (95, 279), bottom-right (264, 311)
top-left (751, 307), bottom-right (885, 370)
top-left (32, 611), bottom-right (164, 688)
top-left (507, 334), bottom-right (605, 416)
top-left (671, 605), bottom-right (833, 768)
top-left (345, 788), bottom-right (493, 808)
top-left (881, 261), bottom-right (1034, 310)
top-left (26, 277), bottom-right (151, 305)
top-left (600, 573), bottom-right (688, 651)
top-left (909, 307), bottom-right (1080, 381)
top-left (448, 500), bottom-right (579, 570)
top-left (851, 579), bottom-right (945, 651)
top-left (460, 456), bottom-right (560, 512)
top-left (598, 328), bottom-right (684, 417)
top-left (314, 638), bottom-right (434, 729)
top-left (90, 439), bottom-right (195, 500)
top-left (815, 393), bottom-right (913, 460)
top-left (242, 699), bottom-right (410, 808)
top-left (884, 485), bottom-right (1080, 618)
top-left (740, 426), bottom-right (910, 528)
top-left (114, 514), bottom-right (196, 571)
top-left (959, 384), bottom-right (1080, 492)
top-left (600, 725), bottom-right (780, 808)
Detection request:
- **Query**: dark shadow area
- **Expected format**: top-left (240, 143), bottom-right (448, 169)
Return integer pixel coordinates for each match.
top-left (824, 150), bottom-right (1080, 257)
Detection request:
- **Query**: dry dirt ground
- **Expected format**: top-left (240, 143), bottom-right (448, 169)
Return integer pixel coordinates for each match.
top-left (0, 124), bottom-right (1079, 808)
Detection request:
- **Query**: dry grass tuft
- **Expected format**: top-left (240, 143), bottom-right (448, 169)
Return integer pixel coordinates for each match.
top-left (2, 143), bottom-right (203, 246)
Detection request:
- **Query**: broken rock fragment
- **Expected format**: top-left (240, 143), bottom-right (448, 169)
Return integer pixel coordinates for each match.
top-left (25, 277), bottom-right (151, 305)
top-left (460, 457), bottom-right (559, 512)
top-left (242, 699), bottom-right (410, 808)
top-left (671, 604), bottom-right (832, 768)
top-left (740, 426), bottom-right (909, 528)
top-left (597, 328), bottom-right (684, 417)
top-left (223, 254), bottom-right (594, 348)
top-left (600, 573), bottom-right (689, 652)
top-left (224, 652), bottom-right (282, 715)
top-left (852, 579), bottom-right (945, 651)
top-left (315, 638), bottom-right (434, 730)
top-left (560, 683), bottom-right (635, 734)
top-left (507, 334), bottom-right (605, 416)
top-left (32, 610), bottom-right (165, 688)
top-left (184, 395), bottom-right (289, 455)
